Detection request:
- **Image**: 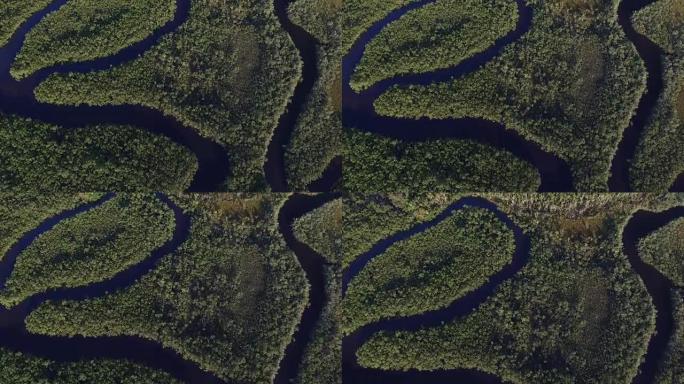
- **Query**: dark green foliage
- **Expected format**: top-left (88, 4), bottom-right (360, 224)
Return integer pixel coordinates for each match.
top-left (294, 198), bottom-right (343, 263)
top-left (630, 0), bottom-right (684, 191)
top-left (639, 217), bottom-right (684, 286)
top-left (32, 0), bottom-right (301, 190)
top-left (342, 206), bottom-right (515, 333)
top-left (0, 194), bottom-right (175, 307)
top-left (0, 115), bottom-right (197, 192)
top-left (654, 290), bottom-right (684, 384)
top-left (295, 267), bottom-right (341, 384)
top-left (25, 194), bottom-right (308, 384)
top-left (286, 0), bottom-right (344, 189)
top-left (0, 1), bottom-right (52, 46)
top-left (632, 0), bottom-right (684, 53)
top-left (0, 348), bottom-right (179, 384)
top-left (345, 130), bottom-right (540, 193)
top-left (353, 194), bottom-right (680, 383)
top-left (372, 0), bottom-right (645, 190)
top-left (342, 0), bottom-right (420, 50)
top-left (343, 193), bottom-right (454, 266)
top-left (293, 199), bottom-right (343, 384)
top-left (350, 0), bottom-right (517, 91)
top-left (11, 0), bottom-right (176, 79)
top-left (0, 194), bottom-right (99, 256)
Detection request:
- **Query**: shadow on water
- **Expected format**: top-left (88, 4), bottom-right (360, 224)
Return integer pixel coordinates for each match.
top-left (623, 205), bottom-right (684, 384)
top-left (342, 197), bottom-right (529, 384)
top-left (671, 172), bottom-right (684, 192)
top-left (0, 0), bottom-right (231, 192)
top-left (274, 192), bottom-right (341, 384)
top-left (307, 156), bottom-right (343, 192)
top-left (342, 0), bottom-right (574, 192)
top-left (0, 194), bottom-right (227, 383)
top-left (0, 192), bottom-right (345, 383)
top-left (609, 0), bottom-right (666, 192)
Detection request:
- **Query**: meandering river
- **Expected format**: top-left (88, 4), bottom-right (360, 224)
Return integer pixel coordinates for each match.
top-left (0, 0), bottom-right (338, 192)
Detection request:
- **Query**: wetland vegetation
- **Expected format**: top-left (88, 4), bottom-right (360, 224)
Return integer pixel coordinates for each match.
top-left (629, 0), bottom-right (684, 191)
top-left (10, 0), bottom-right (176, 79)
top-left (0, 116), bottom-right (197, 192)
top-left (345, 130), bottom-right (540, 193)
top-left (285, 0), bottom-right (344, 190)
top-left (350, 0), bottom-right (517, 91)
top-left (345, 193), bottom-right (684, 383)
top-left (369, 0), bottom-right (645, 191)
top-left (292, 198), bottom-right (342, 384)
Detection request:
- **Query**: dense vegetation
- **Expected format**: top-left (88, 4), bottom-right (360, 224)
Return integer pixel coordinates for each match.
top-left (350, 0), bottom-right (517, 91)
top-left (0, 348), bottom-right (180, 384)
top-left (353, 194), bottom-right (680, 383)
top-left (0, 1), bottom-right (51, 46)
top-left (293, 197), bottom-right (342, 263)
top-left (0, 194), bottom-right (174, 308)
top-left (33, 0), bottom-right (301, 190)
top-left (342, 0), bottom-right (420, 50)
top-left (286, 0), bottom-right (344, 189)
top-left (654, 290), bottom-right (684, 384)
top-left (0, 115), bottom-right (197, 192)
top-left (293, 198), bottom-right (343, 384)
top-left (371, 0), bottom-right (645, 191)
top-left (345, 130), bottom-right (540, 192)
top-left (0, 194), bottom-right (99, 257)
top-left (343, 193), bottom-right (454, 266)
top-left (11, 0), bottom-right (176, 79)
top-left (630, 0), bottom-right (684, 191)
top-left (25, 194), bottom-right (308, 384)
top-left (639, 216), bottom-right (684, 286)
top-left (342, 206), bottom-right (515, 333)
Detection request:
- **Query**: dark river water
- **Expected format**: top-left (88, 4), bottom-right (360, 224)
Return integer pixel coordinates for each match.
top-left (343, 0), bottom-right (684, 192)
top-left (0, 192), bottom-right (338, 383)
top-left (342, 197), bottom-right (529, 384)
top-left (609, 0), bottom-right (667, 192)
top-left (0, 194), bottom-right (226, 383)
top-left (623, 205), bottom-right (684, 384)
top-left (343, 0), bottom-right (574, 192)
top-left (275, 192), bottom-right (342, 384)
top-left (0, 0), bottom-right (340, 192)
top-left (342, 196), bottom-right (684, 384)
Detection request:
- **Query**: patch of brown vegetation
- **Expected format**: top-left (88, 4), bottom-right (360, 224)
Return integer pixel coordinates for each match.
top-left (676, 80), bottom-right (684, 121)
top-left (212, 195), bottom-right (266, 220)
top-left (557, 213), bottom-right (607, 238)
top-left (554, 0), bottom-right (604, 12)
top-left (668, 0), bottom-right (684, 23)
top-left (571, 38), bottom-right (605, 108)
top-left (328, 66), bottom-right (342, 113)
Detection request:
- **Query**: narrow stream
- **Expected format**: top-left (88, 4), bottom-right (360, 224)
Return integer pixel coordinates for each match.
top-left (0, 192), bottom-right (338, 384)
top-left (342, 197), bottom-right (529, 384)
top-left (0, 0), bottom-right (232, 192)
top-left (0, 194), bottom-right (226, 383)
top-left (623, 205), bottom-right (684, 384)
top-left (342, 0), bottom-right (574, 192)
top-left (609, 0), bottom-right (666, 192)
top-left (0, 0), bottom-right (339, 192)
top-left (274, 192), bottom-right (341, 384)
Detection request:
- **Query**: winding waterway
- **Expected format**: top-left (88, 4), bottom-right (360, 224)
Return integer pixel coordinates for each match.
top-left (0, 192), bottom-right (338, 383)
top-left (0, 194), bottom-right (226, 383)
top-left (342, 197), bottom-right (529, 384)
top-left (610, 0), bottom-right (666, 192)
top-left (0, 0), bottom-right (338, 192)
top-left (623, 205), bottom-right (684, 384)
top-left (342, 197), bottom-right (684, 384)
top-left (343, 0), bottom-right (574, 192)
top-left (343, 0), bottom-right (684, 193)
top-left (275, 192), bottom-right (341, 384)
